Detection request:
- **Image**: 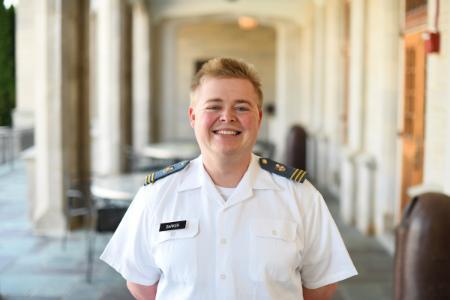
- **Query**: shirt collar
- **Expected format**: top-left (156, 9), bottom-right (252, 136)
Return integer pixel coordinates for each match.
top-left (176, 153), bottom-right (282, 193)
top-left (248, 153), bottom-right (282, 191)
top-left (176, 155), bottom-right (203, 192)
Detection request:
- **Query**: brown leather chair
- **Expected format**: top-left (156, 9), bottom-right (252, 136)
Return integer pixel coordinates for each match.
top-left (285, 125), bottom-right (307, 170)
top-left (395, 192), bottom-right (450, 300)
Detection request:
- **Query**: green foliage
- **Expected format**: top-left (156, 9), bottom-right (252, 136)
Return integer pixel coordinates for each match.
top-left (0, 4), bottom-right (15, 126)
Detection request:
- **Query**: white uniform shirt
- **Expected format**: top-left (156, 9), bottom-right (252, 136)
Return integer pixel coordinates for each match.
top-left (100, 154), bottom-right (357, 300)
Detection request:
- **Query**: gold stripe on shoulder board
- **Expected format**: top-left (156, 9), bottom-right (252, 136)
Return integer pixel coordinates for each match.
top-left (290, 169), bottom-right (299, 180)
top-left (300, 171), bottom-right (306, 181)
top-left (294, 169), bottom-right (304, 182)
top-left (151, 172), bottom-right (155, 183)
top-left (298, 170), bottom-right (306, 182)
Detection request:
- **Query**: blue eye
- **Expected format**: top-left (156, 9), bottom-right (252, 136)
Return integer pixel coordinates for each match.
top-left (206, 106), bottom-right (221, 111)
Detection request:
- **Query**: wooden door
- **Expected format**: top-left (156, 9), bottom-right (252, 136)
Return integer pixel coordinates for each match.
top-left (400, 31), bottom-right (426, 211)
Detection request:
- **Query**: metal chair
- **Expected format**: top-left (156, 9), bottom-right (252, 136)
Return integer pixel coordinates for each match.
top-left (63, 180), bottom-right (93, 248)
top-left (63, 180), bottom-right (95, 282)
top-left (64, 179), bottom-right (131, 283)
top-left (89, 194), bottom-right (130, 283)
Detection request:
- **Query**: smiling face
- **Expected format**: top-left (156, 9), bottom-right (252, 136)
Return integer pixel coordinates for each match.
top-left (189, 77), bottom-right (262, 163)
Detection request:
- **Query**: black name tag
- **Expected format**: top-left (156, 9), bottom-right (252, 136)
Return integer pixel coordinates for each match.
top-left (159, 220), bottom-right (187, 232)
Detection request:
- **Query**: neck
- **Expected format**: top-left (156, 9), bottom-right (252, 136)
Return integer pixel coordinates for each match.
top-left (202, 152), bottom-right (252, 187)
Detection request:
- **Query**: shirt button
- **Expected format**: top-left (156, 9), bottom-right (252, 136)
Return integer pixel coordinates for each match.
top-left (220, 274), bottom-right (226, 280)
top-left (272, 230), bottom-right (277, 236)
top-left (220, 238), bottom-right (227, 245)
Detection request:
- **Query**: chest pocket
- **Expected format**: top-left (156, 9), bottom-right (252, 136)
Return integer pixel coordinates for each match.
top-left (153, 219), bottom-right (199, 283)
top-left (249, 219), bottom-right (300, 282)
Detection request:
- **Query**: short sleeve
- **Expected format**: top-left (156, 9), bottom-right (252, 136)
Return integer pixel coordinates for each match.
top-left (100, 186), bottom-right (161, 286)
top-left (300, 190), bottom-right (357, 289)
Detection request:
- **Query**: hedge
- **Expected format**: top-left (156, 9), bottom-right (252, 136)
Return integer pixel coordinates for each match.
top-left (0, 4), bottom-right (15, 127)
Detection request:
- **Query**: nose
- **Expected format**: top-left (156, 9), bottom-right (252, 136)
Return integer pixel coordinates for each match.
top-left (220, 108), bottom-right (236, 122)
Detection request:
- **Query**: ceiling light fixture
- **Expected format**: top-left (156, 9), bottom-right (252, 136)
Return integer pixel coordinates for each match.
top-left (238, 16), bottom-right (258, 30)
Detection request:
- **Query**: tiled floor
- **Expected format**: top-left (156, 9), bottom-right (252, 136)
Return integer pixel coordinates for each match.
top-left (0, 160), bottom-right (394, 299)
top-left (327, 198), bottom-right (394, 300)
top-left (0, 161), bottom-right (134, 299)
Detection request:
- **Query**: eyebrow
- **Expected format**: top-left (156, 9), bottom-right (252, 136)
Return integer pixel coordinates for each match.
top-left (235, 100), bottom-right (253, 105)
top-left (204, 99), bottom-right (253, 105)
top-left (204, 98), bottom-right (223, 104)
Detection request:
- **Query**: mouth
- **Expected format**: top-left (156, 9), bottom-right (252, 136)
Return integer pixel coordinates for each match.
top-left (212, 129), bottom-right (242, 136)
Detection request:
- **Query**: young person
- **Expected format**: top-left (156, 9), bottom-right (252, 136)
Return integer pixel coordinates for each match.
top-left (101, 57), bottom-right (357, 300)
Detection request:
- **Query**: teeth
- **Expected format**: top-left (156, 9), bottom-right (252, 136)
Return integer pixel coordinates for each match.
top-left (216, 130), bottom-right (238, 135)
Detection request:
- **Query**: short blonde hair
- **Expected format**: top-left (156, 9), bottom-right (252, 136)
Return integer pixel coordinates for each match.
top-left (190, 57), bottom-right (263, 108)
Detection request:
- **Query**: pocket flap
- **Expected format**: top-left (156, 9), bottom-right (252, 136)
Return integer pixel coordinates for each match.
top-left (251, 219), bottom-right (297, 242)
top-left (156, 219), bottom-right (199, 244)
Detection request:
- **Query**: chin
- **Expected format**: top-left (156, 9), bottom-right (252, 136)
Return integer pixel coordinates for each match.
top-left (219, 145), bottom-right (253, 157)
top-left (207, 145), bottom-right (238, 156)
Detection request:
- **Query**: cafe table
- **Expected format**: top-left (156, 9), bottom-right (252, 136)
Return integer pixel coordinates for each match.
top-left (138, 141), bottom-right (200, 161)
top-left (91, 172), bottom-right (148, 202)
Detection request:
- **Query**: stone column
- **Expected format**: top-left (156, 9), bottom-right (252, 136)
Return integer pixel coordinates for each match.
top-left (311, 4), bottom-right (325, 135)
top-left (340, 0), bottom-right (367, 224)
top-left (132, 0), bottom-right (151, 151)
top-left (13, 0), bottom-right (37, 153)
top-left (302, 3), bottom-right (325, 181)
top-left (355, 154), bottom-right (375, 234)
top-left (269, 21), bottom-right (302, 161)
top-left (156, 19), bottom-right (179, 142)
top-left (95, 0), bottom-right (132, 175)
top-left (298, 15), bottom-right (313, 129)
top-left (311, 4), bottom-right (327, 187)
top-left (32, 0), bottom-right (90, 235)
top-left (347, 0), bottom-right (366, 151)
top-left (323, 0), bottom-right (343, 194)
top-left (14, 0), bottom-right (36, 130)
top-left (369, 0), bottom-right (400, 235)
top-left (341, 149), bottom-right (357, 224)
top-left (351, 0), bottom-right (400, 236)
top-left (299, 9), bottom-right (317, 179)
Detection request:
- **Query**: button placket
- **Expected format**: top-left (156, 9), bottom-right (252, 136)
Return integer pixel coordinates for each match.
top-left (215, 207), bottom-right (231, 292)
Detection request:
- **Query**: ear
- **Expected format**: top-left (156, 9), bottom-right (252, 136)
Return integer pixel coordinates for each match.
top-left (258, 109), bottom-right (263, 127)
top-left (188, 106), bottom-right (195, 128)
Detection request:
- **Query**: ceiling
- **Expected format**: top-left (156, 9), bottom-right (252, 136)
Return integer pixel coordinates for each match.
top-left (148, 0), bottom-right (320, 26)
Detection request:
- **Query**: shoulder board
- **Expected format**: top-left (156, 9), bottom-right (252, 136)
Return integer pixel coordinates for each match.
top-left (144, 160), bottom-right (190, 186)
top-left (259, 157), bottom-right (307, 183)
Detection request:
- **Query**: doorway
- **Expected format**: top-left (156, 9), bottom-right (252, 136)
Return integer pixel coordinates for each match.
top-left (400, 31), bottom-right (426, 211)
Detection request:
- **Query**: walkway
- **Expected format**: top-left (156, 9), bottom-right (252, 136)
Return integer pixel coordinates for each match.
top-left (0, 160), bottom-right (393, 299)
top-left (325, 193), bottom-right (394, 300)
top-left (0, 161), bottom-right (133, 299)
